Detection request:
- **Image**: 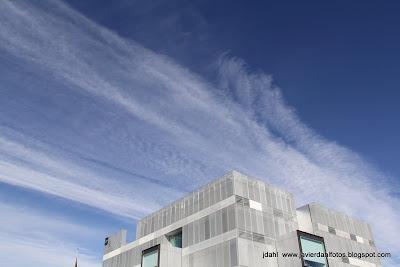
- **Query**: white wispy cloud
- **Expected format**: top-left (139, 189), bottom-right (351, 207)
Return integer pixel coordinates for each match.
top-left (0, 0), bottom-right (399, 265)
top-left (0, 131), bottom-right (183, 219)
top-left (0, 202), bottom-right (101, 267)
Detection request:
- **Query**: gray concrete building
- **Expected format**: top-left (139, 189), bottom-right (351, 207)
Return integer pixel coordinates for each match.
top-left (102, 171), bottom-right (381, 267)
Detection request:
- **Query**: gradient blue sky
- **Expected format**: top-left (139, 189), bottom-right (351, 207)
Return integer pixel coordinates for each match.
top-left (0, 0), bottom-right (399, 266)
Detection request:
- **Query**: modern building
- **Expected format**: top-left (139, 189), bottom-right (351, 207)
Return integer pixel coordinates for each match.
top-left (102, 171), bottom-right (381, 267)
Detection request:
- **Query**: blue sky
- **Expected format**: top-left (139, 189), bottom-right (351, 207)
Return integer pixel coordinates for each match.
top-left (0, 0), bottom-right (399, 266)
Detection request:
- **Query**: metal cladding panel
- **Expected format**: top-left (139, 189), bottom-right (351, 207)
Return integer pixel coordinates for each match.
top-left (104, 172), bottom-right (381, 267)
top-left (104, 230), bottom-right (127, 255)
top-left (309, 203), bottom-right (374, 242)
top-left (182, 238), bottom-right (237, 267)
top-left (128, 172), bottom-right (299, 267)
top-left (296, 205), bottom-right (313, 234)
top-left (233, 176), bottom-right (298, 240)
top-left (182, 204), bottom-right (236, 248)
top-left (230, 173), bottom-right (299, 267)
top-left (137, 173), bottom-right (235, 239)
top-left (103, 236), bottom-right (162, 267)
top-left (103, 235), bottom-right (182, 267)
top-left (180, 172), bottom-right (298, 250)
top-left (160, 244), bottom-right (181, 267)
top-left (237, 237), bottom-right (279, 267)
top-left (232, 171), bottom-right (296, 216)
top-left (137, 171), bottom-right (297, 240)
top-left (308, 203), bottom-right (381, 267)
top-left (276, 231), bottom-right (302, 267)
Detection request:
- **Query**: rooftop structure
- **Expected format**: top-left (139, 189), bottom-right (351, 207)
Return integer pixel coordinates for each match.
top-left (102, 171), bottom-right (381, 267)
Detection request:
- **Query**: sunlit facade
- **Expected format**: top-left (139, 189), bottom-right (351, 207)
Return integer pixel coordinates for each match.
top-left (102, 171), bottom-right (381, 267)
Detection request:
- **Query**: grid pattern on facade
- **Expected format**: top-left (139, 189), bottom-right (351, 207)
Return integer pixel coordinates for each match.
top-left (233, 173), bottom-right (298, 241)
top-left (103, 236), bottom-right (162, 267)
top-left (235, 199), bottom-right (297, 239)
top-left (317, 222), bottom-right (376, 247)
top-left (182, 204), bottom-right (236, 247)
top-left (182, 239), bottom-right (237, 267)
top-left (232, 173), bottom-right (296, 216)
top-left (309, 204), bottom-right (373, 240)
top-left (102, 172), bottom-right (381, 267)
top-left (137, 175), bottom-right (234, 238)
top-left (309, 204), bottom-right (381, 267)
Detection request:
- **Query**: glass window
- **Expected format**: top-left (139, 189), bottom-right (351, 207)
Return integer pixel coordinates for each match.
top-left (142, 245), bottom-right (159, 267)
top-left (328, 226), bottom-right (336, 234)
top-left (299, 235), bottom-right (328, 267)
top-left (350, 233), bottom-right (357, 241)
top-left (168, 230), bottom-right (182, 248)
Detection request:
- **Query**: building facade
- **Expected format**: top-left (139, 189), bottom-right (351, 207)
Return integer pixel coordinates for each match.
top-left (102, 171), bottom-right (381, 267)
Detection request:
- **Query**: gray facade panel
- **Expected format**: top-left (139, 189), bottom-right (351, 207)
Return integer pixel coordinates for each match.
top-left (137, 173), bottom-right (235, 239)
top-left (103, 171), bottom-right (381, 267)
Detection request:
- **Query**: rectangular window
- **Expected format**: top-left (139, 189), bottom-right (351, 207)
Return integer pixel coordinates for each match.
top-left (298, 231), bottom-right (328, 267)
top-left (328, 226), bottom-right (336, 235)
top-left (142, 245), bottom-right (160, 267)
top-left (350, 233), bottom-right (357, 241)
top-left (167, 230), bottom-right (182, 248)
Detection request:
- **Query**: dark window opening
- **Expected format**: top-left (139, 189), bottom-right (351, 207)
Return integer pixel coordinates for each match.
top-left (166, 229), bottom-right (182, 248)
top-left (328, 226), bottom-right (336, 235)
top-left (350, 234), bottom-right (357, 241)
